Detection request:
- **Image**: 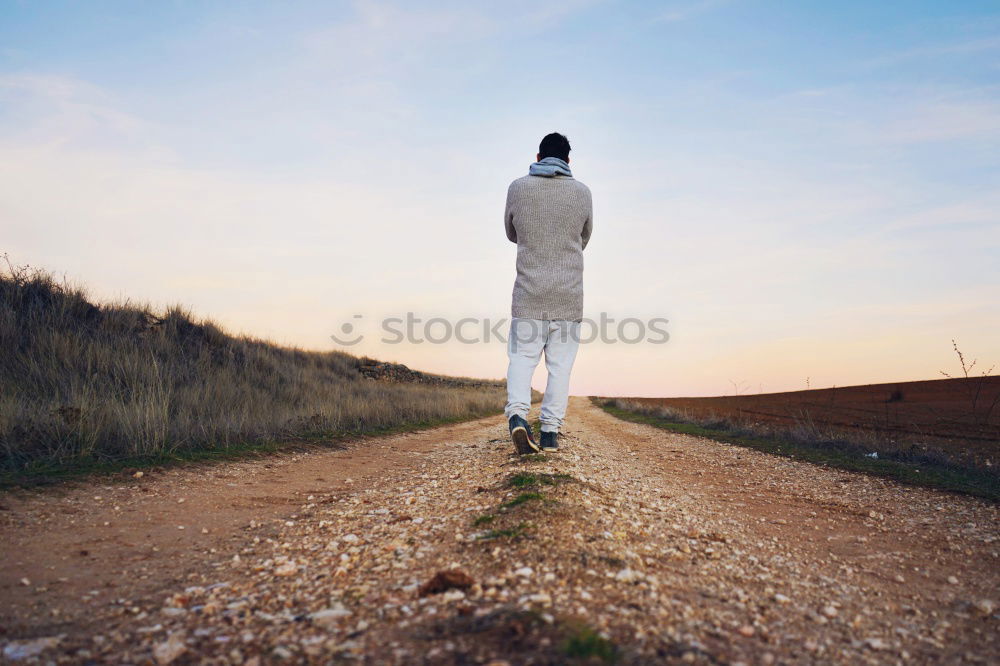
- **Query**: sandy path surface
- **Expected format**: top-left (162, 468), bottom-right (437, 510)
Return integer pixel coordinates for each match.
top-left (1, 397), bottom-right (997, 664)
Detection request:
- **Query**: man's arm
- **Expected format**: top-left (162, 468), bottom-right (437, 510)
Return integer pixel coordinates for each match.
top-left (504, 183), bottom-right (517, 243)
top-left (581, 187), bottom-right (593, 250)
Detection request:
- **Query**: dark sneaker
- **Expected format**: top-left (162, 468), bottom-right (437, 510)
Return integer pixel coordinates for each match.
top-left (508, 415), bottom-right (539, 454)
top-left (539, 431), bottom-right (559, 452)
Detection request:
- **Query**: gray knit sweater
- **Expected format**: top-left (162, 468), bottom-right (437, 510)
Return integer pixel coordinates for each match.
top-left (504, 173), bottom-right (593, 322)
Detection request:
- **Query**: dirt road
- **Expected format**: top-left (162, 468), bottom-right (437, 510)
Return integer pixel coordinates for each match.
top-left (2, 397), bottom-right (997, 664)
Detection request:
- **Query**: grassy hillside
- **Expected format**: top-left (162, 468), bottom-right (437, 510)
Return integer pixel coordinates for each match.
top-left (0, 260), bottom-right (505, 481)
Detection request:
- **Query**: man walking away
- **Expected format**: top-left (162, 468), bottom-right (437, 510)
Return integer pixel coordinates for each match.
top-left (503, 132), bottom-right (593, 454)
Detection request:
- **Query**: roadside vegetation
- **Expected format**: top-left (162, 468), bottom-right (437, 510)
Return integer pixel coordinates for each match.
top-left (470, 471), bottom-right (577, 542)
top-left (596, 398), bottom-right (1000, 501)
top-left (0, 259), bottom-right (505, 484)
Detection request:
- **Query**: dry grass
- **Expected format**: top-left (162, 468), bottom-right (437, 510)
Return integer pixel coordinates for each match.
top-left (0, 260), bottom-right (505, 475)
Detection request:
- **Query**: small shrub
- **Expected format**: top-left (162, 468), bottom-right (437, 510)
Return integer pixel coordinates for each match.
top-left (562, 624), bottom-right (618, 663)
top-left (506, 472), bottom-right (574, 489)
top-left (507, 472), bottom-right (540, 488)
top-left (501, 492), bottom-right (545, 509)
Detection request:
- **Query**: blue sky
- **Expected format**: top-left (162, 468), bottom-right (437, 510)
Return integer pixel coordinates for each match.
top-left (2, 1), bottom-right (999, 396)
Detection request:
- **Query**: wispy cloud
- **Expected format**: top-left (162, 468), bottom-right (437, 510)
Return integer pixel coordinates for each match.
top-left (302, 0), bottom-right (600, 64)
top-left (881, 196), bottom-right (1000, 234)
top-left (652, 0), bottom-right (730, 24)
top-left (766, 82), bottom-right (1000, 146)
top-left (0, 73), bottom-right (152, 150)
top-left (880, 96), bottom-right (1000, 144)
top-left (864, 35), bottom-right (1000, 68)
top-left (303, 1), bottom-right (495, 63)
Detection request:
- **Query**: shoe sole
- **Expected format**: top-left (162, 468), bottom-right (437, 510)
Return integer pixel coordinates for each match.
top-left (540, 446), bottom-right (559, 453)
top-left (511, 426), bottom-right (539, 455)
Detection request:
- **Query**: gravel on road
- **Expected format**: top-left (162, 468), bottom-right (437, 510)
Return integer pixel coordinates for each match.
top-left (2, 397), bottom-right (997, 664)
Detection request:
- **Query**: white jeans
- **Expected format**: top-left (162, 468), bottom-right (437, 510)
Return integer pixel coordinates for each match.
top-left (504, 318), bottom-right (581, 433)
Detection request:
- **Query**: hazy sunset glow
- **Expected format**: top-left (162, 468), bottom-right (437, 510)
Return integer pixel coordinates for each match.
top-left (3, 1), bottom-right (998, 396)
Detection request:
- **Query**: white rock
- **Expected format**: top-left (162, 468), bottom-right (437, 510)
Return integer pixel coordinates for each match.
top-left (153, 633), bottom-right (187, 665)
top-left (3, 636), bottom-right (61, 660)
top-left (310, 607), bottom-right (353, 627)
top-left (441, 590), bottom-right (466, 602)
top-left (974, 599), bottom-right (996, 615)
top-left (274, 561), bottom-right (298, 576)
top-left (342, 534), bottom-right (360, 544)
top-left (525, 593), bottom-right (552, 605)
top-left (514, 567), bottom-right (534, 578)
top-left (864, 637), bottom-right (889, 651)
top-left (615, 568), bottom-right (643, 583)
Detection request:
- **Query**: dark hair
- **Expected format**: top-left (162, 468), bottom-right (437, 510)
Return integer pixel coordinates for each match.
top-left (538, 132), bottom-right (571, 162)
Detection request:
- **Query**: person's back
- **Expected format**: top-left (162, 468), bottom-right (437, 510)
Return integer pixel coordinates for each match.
top-left (505, 172), bottom-right (592, 322)
top-left (503, 132), bottom-right (593, 455)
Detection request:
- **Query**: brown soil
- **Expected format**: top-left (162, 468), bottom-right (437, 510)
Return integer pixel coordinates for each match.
top-left (1, 397), bottom-right (997, 664)
top-left (612, 376), bottom-right (1000, 466)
